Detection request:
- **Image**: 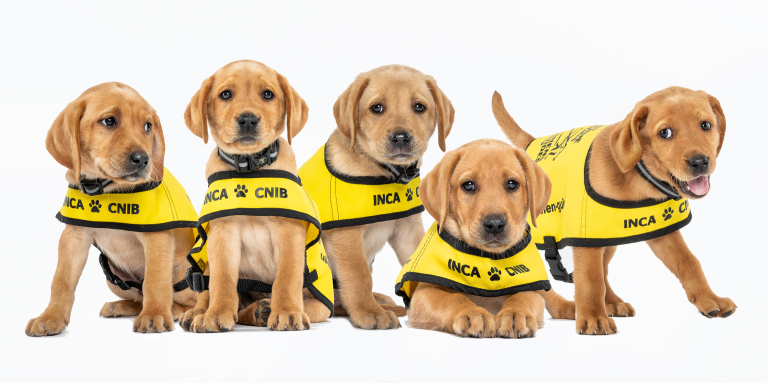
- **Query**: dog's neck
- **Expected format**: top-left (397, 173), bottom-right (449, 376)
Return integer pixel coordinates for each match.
top-left (588, 125), bottom-right (671, 202)
top-left (326, 129), bottom-right (421, 180)
top-left (205, 137), bottom-right (297, 178)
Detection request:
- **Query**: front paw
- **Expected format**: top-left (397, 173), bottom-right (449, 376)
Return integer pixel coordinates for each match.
top-left (189, 310), bottom-right (236, 333)
top-left (180, 308), bottom-right (206, 331)
top-left (349, 306), bottom-right (401, 330)
top-left (605, 301), bottom-right (635, 317)
top-left (26, 315), bottom-right (68, 337)
top-left (496, 308), bottom-right (538, 338)
top-left (268, 309), bottom-right (310, 331)
top-left (576, 313), bottom-right (617, 335)
top-left (452, 307), bottom-right (495, 338)
top-left (133, 310), bottom-right (175, 333)
top-left (100, 300), bottom-right (142, 318)
top-left (688, 292), bottom-right (737, 318)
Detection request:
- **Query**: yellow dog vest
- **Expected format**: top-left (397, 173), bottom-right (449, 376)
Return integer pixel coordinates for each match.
top-left (185, 169), bottom-right (334, 313)
top-left (297, 145), bottom-right (424, 230)
top-left (395, 222), bottom-right (551, 308)
top-left (525, 125), bottom-right (692, 282)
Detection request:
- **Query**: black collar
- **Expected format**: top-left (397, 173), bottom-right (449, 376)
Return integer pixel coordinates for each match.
top-left (79, 178), bottom-right (113, 196)
top-left (379, 161), bottom-right (420, 185)
top-left (635, 160), bottom-right (681, 200)
top-left (438, 224), bottom-right (532, 260)
top-left (217, 140), bottom-right (280, 173)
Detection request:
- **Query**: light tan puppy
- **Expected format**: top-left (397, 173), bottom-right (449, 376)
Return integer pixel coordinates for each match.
top-left (179, 60), bottom-right (330, 332)
top-left (27, 82), bottom-right (196, 336)
top-left (407, 138), bottom-right (552, 338)
top-left (321, 65), bottom-right (454, 329)
top-left (494, 87), bottom-right (736, 335)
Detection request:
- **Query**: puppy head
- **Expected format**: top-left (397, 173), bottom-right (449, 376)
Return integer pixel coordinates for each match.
top-left (333, 65), bottom-right (454, 165)
top-left (420, 140), bottom-right (551, 253)
top-left (610, 86), bottom-right (726, 199)
top-left (184, 60), bottom-right (308, 152)
top-left (46, 82), bottom-right (165, 183)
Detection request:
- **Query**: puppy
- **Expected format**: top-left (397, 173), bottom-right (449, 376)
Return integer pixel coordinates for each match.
top-left (396, 136), bottom-right (553, 338)
top-left (27, 82), bottom-right (198, 336)
top-left (298, 65), bottom-right (454, 329)
top-left (179, 60), bottom-right (333, 333)
top-left (492, 87), bottom-right (736, 335)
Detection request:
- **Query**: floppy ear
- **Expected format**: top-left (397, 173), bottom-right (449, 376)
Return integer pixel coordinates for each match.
top-left (425, 76), bottom-right (455, 152)
top-left (610, 104), bottom-right (649, 173)
top-left (277, 73), bottom-right (309, 144)
top-left (46, 100), bottom-right (86, 178)
top-left (333, 75), bottom-right (369, 149)
top-left (420, 150), bottom-right (462, 231)
top-left (184, 74), bottom-right (214, 143)
top-left (150, 111), bottom-right (166, 180)
top-left (513, 149), bottom-right (552, 228)
top-left (492, 91), bottom-right (535, 148)
top-left (707, 94), bottom-right (726, 156)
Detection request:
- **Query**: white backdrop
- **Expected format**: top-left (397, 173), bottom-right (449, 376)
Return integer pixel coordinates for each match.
top-left (1, 1), bottom-right (765, 382)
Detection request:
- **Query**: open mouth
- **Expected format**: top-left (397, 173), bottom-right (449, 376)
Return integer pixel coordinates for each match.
top-left (671, 173), bottom-right (710, 197)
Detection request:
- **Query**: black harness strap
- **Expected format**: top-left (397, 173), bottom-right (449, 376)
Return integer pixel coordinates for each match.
top-left (542, 236), bottom-right (574, 283)
top-left (185, 265), bottom-right (319, 293)
top-left (635, 160), bottom-right (681, 200)
top-left (379, 161), bottom-right (420, 185)
top-left (99, 253), bottom-right (189, 292)
top-left (79, 178), bottom-right (113, 196)
top-left (217, 140), bottom-right (280, 173)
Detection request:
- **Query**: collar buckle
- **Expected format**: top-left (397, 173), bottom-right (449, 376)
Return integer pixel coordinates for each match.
top-left (80, 179), bottom-right (105, 196)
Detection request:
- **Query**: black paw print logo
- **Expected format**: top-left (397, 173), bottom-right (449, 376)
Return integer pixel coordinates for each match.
top-left (662, 207), bottom-right (673, 221)
top-left (235, 184), bottom-right (248, 198)
top-left (89, 200), bottom-right (101, 213)
top-left (405, 188), bottom-right (414, 202)
top-left (488, 267), bottom-right (502, 281)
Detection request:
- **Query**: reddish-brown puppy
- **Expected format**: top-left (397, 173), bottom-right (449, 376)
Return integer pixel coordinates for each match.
top-left (323, 65), bottom-right (454, 329)
top-left (26, 82), bottom-right (196, 336)
top-left (179, 60), bottom-right (329, 332)
top-left (408, 138), bottom-right (553, 338)
top-left (494, 87), bottom-right (736, 335)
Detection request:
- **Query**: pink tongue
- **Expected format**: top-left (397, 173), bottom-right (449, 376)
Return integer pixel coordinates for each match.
top-left (688, 175), bottom-right (709, 195)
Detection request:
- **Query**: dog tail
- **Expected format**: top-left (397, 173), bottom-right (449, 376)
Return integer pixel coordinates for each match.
top-left (492, 91), bottom-right (536, 148)
top-left (333, 304), bottom-right (407, 318)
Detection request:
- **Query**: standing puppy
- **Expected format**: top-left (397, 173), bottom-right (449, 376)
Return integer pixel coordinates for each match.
top-left (492, 88), bottom-right (736, 335)
top-left (27, 82), bottom-right (198, 336)
top-left (179, 60), bottom-right (334, 333)
top-left (299, 65), bottom-right (454, 329)
top-left (396, 136), bottom-right (553, 338)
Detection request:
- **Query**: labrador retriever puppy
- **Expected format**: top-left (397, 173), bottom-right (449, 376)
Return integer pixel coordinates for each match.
top-left (402, 137), bottom-right (554, 338)
top-left (493, 87), bottom-right (736, 335)
top-left (179, 60), bottom-right (331, 332)
top-left (300, 65), bottom-right (454, 329)
top-left (26, 82), bottom-right (197, 336)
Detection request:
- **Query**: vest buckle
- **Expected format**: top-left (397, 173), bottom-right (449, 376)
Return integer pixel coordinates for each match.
top-left (543, 236), bottom-right (574, 283)
top-left (186, 268), bottom-right (207, 292)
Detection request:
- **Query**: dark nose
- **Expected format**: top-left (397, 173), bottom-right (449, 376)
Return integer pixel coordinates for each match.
top-left (688, 155), bottom-right (709, 173)
top-left (237, 113), bottom-right (259, 132)
top-left (129, 151), bottom-right (149, 171)
top-left (389, 131), bottom-right (412, 148)
top-left (483, 215), bottom-right (506, 235)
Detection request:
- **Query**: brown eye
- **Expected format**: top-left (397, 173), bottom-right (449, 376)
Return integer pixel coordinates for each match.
top-left (507, 180), bottom-right (519, 191)
top-left (144, 122), bottom-right (152, 133)
top-left (414, 103), bottom-right (425, 113)
top-left (100, 117), bottom-right (116, 127)
top-left (462, 181), bottom-right (475, 192)
top-left (371, 104), bottom-right (383, 113)
top-left (262, 90), bottom-right (274, 100)
top-left (220, 90), bottom-right (232, 100)
top-left (701, 121), bottom-right (712, 130)
top-left (659, 128), bottom-right (673, 139)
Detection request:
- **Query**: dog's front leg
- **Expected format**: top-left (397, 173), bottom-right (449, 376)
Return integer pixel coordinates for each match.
top-left (646, 230), bottom-right (736, 318)
top-left (573, 246), bottom-right (617, 335)
top-left (268, 218), bottom-right (311, 331)
top-left (191, 221), bottom-right (240, 333)
top-left (325, 226), bottom-right (400, 329)
top-left (26, 225), bottom-right (92, 336)
top-left (409, 283), bottom-right (495, 338)
top-left (496, 291), bottom-right (545, 338)
top-left (134, 231), bottom-right (175, 333)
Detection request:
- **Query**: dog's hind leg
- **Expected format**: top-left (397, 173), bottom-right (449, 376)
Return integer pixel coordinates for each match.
top-left (538, 289), bottom-right (575, 319)
top-left (602, 246), bottom-right (636, 317)
top-left (100, 278), bottom-right (144, 318)
top-left (238, 298), bottom-right (272, 327)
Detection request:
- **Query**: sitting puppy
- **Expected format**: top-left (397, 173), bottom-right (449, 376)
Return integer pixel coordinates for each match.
top-left (395, 126), bottom-right (553, 338)
top-left (298, 65), bottom-right (454, 329)
top-left (179, 60), bottom-right (334, 333)
top-left (27, 82), bottom-right (198, 336)
top-left (492, 88), bottom-right (736, 335)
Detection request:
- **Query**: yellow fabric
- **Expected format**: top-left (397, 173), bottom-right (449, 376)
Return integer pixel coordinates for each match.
top-left (525, 125), bottom-right (692, 249)
top-left (187, 170), bottom-right (334, 310)
top-left (56, 168), bottom-right (198, 232)
top-left (395, 222), bottom-right (551, 307)
top-left (298, 145), bottom-right (424, 230)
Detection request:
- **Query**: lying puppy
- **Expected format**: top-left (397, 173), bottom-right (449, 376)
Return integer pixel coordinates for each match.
top-left (299, 65), bottom-right (454, 329)
top-left (180, 60), bottom-right (334, 333)
top-left (395, 131), bottom-right (553, 338)
top-left (27, 82), bottom-right (198, 336)
top-left (492, 88), bottom-right (736, 335)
